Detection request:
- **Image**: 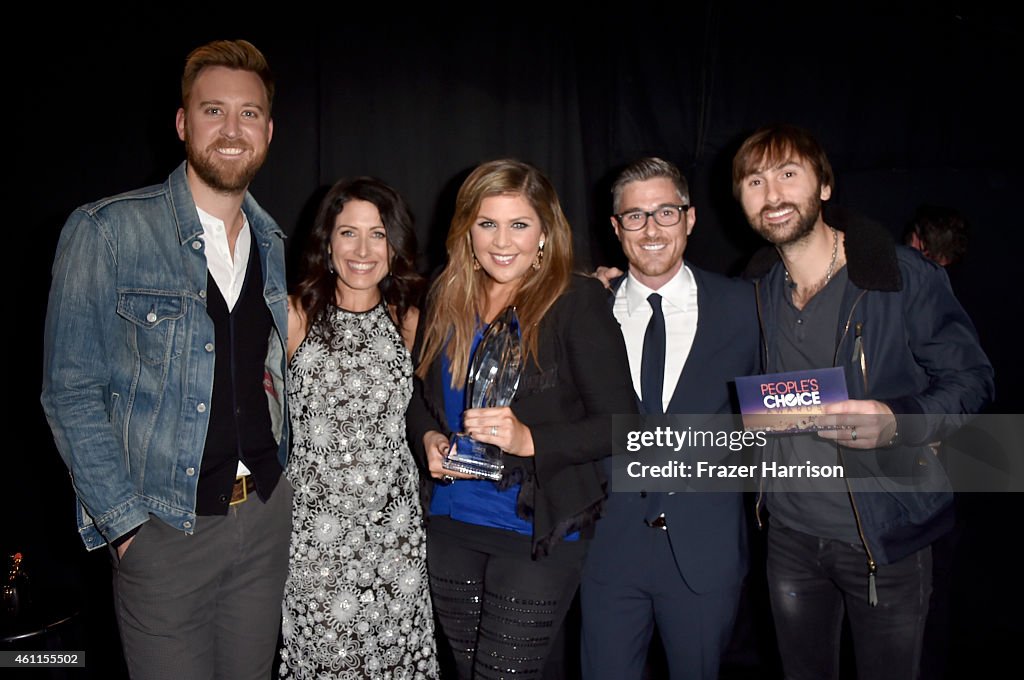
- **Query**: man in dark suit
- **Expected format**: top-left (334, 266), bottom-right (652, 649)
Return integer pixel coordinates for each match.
top-left (580, 157), bottom-right (760, 680)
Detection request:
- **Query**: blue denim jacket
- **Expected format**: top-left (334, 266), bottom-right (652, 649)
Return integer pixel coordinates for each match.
top-left (41, 162), bottom-right (289, 550)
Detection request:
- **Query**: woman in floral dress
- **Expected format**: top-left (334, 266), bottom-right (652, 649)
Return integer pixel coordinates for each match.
top-left (279, 177), bottom-right (436, 679)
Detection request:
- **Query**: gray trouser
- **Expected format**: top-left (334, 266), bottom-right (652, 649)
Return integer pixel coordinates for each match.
top-left (112, 480), bottom-right (293, 680)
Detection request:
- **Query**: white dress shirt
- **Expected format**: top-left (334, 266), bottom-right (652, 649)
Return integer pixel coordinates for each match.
top-left (613, 265), bottom-right (699, 412)
top-left (197, 206), bottom-right (252, 312)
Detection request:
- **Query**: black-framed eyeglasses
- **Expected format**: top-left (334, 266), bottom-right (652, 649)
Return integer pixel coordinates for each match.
top-left (614, 204), bottom-right (689, 231)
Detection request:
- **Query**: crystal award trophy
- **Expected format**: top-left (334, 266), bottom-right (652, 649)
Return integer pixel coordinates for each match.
top-left (444, 306), bottom-right (523, 481)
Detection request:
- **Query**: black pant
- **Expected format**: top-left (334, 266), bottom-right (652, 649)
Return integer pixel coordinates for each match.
top-left (427, 516), bottom-right (587, 680)
top-left (767, 523), bottom-right (932, 680)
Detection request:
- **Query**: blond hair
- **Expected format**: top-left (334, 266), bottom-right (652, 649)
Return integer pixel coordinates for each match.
top-left (416, 159), bottom-right (573, 386)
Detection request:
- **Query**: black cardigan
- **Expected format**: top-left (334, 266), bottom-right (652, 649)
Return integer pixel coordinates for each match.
top-left (407, 274), bottom-right (638, 556)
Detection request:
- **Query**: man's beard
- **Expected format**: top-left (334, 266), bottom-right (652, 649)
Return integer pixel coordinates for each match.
top-left (184, 134), bottom-right (266, 194)
top-left (748, 194), bottom-right (821, 247)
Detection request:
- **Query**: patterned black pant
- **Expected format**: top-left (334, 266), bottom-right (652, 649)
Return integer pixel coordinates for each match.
top-left (427, 516), bottom-right (586, 679)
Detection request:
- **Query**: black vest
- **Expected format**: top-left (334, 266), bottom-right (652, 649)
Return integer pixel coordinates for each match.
top-left (196, 239), bottom-right (282, 514)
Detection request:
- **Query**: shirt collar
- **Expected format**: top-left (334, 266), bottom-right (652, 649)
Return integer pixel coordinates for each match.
top-left (195, 205), bottom-right (249, 238)
top-left (624, 263), bottom-right (695, 316)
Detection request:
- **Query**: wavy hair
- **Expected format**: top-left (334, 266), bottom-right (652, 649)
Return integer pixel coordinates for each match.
top-left (416, 159), bottom-right (573, 386)
top-left (293, 177), bottom-right (424, 339)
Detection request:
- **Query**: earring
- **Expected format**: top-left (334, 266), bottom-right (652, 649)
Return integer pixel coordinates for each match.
top-left (532, 240), bottom-right (545, 271)
top-left (326, 248), bottom-right (335, 274)
top-left (468, 233), bottom-right (482, 271)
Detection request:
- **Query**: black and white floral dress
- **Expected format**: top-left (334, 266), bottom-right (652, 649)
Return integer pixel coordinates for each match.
top-left (280, 302), bottom-right (437, 680)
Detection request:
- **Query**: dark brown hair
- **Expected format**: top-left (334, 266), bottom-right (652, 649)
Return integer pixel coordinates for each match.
top-left (294, 177), bottom-right (424, 339)
top-left (732, 123), bottom-right (834, 198)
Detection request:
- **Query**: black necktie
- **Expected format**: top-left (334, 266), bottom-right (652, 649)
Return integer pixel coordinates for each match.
top-left (640, 293), bottom-right (665, 415)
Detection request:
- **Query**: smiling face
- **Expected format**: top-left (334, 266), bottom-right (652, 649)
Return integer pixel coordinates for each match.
top-left (470, 193), bottom-right (544, 295)
top-left (175, 65), bottom-right (273, 194)
top-left (612, 177), bottom-right (695, 289)
top-left (739, 156), bottom-right (831, 247)
top-left (329, 199), bottom-right (391, 306)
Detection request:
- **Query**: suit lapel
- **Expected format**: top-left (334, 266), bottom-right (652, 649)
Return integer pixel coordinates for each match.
top-left (666, 266), bottom-right (713, 414)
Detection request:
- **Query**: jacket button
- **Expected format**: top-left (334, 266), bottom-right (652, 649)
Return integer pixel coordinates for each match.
top-left (197, 403), bottom-right (207, 413)
top-left (183, 521), bottom-right (192, 529)
top-left (146, 312), bottom-right (157, 323)
top-left (186, 467), bottom-right (196, 476)
top-left (219, 494), bottom-right (228, 503)
top-left (192, 241), bottom-right (202, 250)
top-left (199, 289), bottom-right (207, 299)
top-left (205, 343), bottom-right (214, 352)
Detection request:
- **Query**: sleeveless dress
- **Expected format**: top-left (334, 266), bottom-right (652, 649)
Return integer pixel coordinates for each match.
top-left (280, 302), bottom-right (437, 680)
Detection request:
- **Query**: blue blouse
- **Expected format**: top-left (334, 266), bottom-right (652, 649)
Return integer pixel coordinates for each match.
top-left (428, 324), bottom-right (578, 541)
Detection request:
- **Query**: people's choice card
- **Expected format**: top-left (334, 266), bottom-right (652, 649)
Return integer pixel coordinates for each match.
top-left (735, 367), bottom-right (849, 433)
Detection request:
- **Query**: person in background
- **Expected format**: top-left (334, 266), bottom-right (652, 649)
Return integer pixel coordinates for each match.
top-left (407, 158), bottom-right (636, 679)
top-left (902, 201), bottom-right (971, 680)
top-left (903, 204), bottom-right (969, 267)
top-left (279, 176), bottom-right (437, 678)
top-left (41, 40), bottom-right (291, 679)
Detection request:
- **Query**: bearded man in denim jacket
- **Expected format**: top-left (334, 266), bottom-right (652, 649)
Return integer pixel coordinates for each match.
top-left (41, 40), bottom-right (291, 680)
top-left (734, 123), bottom-right (993, 680)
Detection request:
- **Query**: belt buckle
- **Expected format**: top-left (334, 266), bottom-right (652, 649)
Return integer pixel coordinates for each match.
top-left (645, 514), bottom-right (667, 530)
top-left (229, 476), bottom-right (250, 506)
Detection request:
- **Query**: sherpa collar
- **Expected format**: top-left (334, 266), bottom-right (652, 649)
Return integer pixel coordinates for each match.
top-left (743, 203), bottom-right (902, 292)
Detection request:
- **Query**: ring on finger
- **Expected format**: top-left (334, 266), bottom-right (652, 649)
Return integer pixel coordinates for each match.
top-left (490, 425), bottom-right (498, 436)
top-left (851, 428), bottom-right (858, 441)
top-left (441, 474), bottom-right (455, 483)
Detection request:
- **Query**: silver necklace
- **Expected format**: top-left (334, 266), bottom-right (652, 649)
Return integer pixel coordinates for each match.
top-left (785, 227), bottom-right (839, 289)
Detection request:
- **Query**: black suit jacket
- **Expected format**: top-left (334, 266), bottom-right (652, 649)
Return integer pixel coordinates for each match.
top-left (407, 274), bottom-right (638, 555)
top-left (584, 264), bottom-right (760, 593)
